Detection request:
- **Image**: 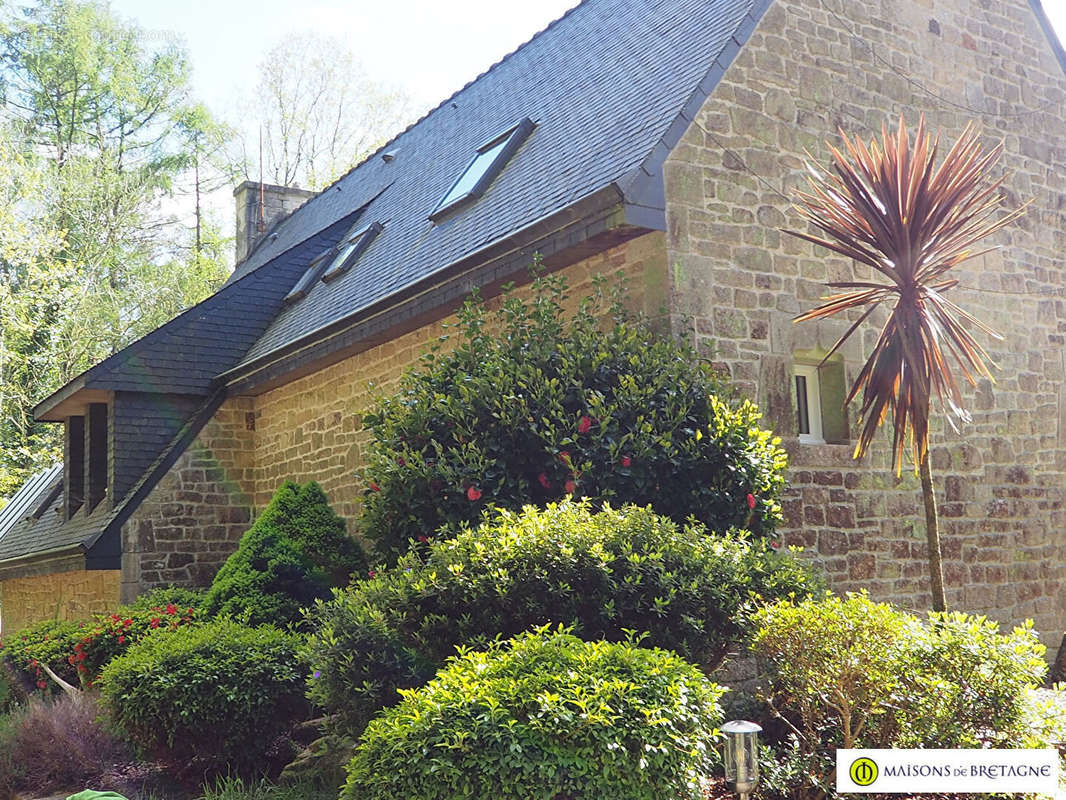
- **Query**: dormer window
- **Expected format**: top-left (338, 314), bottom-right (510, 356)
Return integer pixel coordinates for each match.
top-left (321, 221), bottom-right (383, 282)
top-left (429, 117), bottom-right (535, 221)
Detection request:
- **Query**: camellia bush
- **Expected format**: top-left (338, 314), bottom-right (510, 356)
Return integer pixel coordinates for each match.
top-left (304, 500), bottom-right (818, 735)
top-left (343, 627), bottom-right (725, 800)
top-left (203, 480), bottom-right (367, 627)
top-left (750, 593), bottom-right (1053, 800)
top-left (358, 272), bottom-right (787, 561)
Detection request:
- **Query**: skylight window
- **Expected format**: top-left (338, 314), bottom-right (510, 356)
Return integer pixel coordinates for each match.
top-left (285, 248), bottom-right (334, 303)
top-left (430, 117), bottom-right (535, 221)
top-left (321, 221), bottom-right (383, 282)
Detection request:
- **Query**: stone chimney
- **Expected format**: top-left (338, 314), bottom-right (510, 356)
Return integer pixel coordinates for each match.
top-left (233, 181), bottom-right (317, 264)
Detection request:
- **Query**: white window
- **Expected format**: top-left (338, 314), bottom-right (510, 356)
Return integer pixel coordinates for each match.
top-left (794, 364), bottom-right (824, 444)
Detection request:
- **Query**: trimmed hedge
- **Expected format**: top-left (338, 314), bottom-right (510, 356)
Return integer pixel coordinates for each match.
top-left (203, 480), bottom-right (367, 627)
top-left (98, 618), bottom-right (308, 777)
top-left (358, 272), bottom-right (787, 562)
top-left (343, 627), bottom-right (725, 800)
top-left (305, 500), bottom-right (818, 734)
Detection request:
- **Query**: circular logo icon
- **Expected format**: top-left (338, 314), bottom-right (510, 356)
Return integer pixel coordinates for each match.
top-left (850, 757), bottom-right (878, 786)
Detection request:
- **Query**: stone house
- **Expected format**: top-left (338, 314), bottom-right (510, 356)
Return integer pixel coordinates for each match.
top-left (1, 0), bottom-right (1064, 646)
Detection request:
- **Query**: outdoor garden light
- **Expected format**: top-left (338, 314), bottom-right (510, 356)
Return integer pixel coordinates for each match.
top-left (722, 719), bottom-right (762, 799)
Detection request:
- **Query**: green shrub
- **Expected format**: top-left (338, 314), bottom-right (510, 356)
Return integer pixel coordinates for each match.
top-left (751, 593), bottom-right (1049, 799)
top-left (359, 272), bottom-right (787, 562)
top-left (127, 584), bottom-right (205, 613)
top-left (98, 619), bottom-right (308, 777)
top-left (1, 618), bottom-right (83, 693)
top-left (305, 500), bottom-right (817, 735)
top-left (343, 627), bottom-right (725, 800)
top-left (203, 481), bottom-right (367, 627)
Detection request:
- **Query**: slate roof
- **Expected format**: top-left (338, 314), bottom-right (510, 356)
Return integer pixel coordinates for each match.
top-left (232, 0), bottom-right (766, 367)
top-left (0, 465), bottom-right (61, 548)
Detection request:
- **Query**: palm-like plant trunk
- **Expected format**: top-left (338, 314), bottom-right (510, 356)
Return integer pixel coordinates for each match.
top-left (785, 116), bottom-right (1024, 614)
top-left (918, 448), bottom-right (946, 612)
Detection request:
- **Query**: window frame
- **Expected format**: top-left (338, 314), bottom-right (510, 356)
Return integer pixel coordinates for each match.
top-left (794, 363), bottom-right (825, 444)
top-left (429, 117), bottom-right (536, 221)
top-left (320, 221), bottom-right (383, 283)
top-left (284, 247), bottom-right (335, 304)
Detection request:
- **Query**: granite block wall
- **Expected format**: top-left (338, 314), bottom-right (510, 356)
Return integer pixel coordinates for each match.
top-left (664, 0), bottom-right (1066, 645)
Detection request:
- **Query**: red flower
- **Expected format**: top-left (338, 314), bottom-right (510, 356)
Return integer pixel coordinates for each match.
top-left (467, 486), bottom-right (482, 501)
top-left (368, 570), bottom-right (376, 579)
top-left (558, 450), bottom-right (571, 464)
top-left (150, 618), bottom-right (161, 629)
top-left (621, 455), bottom-right (632, 468)
top-left (369, 481), bottom-right (381, 492)
top-left (123, 618), bottom-right (132, 628)
top-left (537, 473), bottom-right (551, 490)
top-left (746, 493), bottom-right (756, 510)
top-left (417, 535), bottom-right (429, 543)
top-left (165, 604), bottom-right (177, 615)
top-left (770, 539), bottom-right (781, 550)
top-left (578, 416), bottom-right (592, 434)
top-left (36, 680), bottom-right (46, 690)
top-left (564, 479), bottom-right (577, 494)
top-left (118, 635), bottom-right (125, 645)
top-left (396, 457), bottom-right (406, 466)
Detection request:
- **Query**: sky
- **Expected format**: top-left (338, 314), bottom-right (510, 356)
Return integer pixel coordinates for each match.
top-left (108, 0), bottom-right (582, 115)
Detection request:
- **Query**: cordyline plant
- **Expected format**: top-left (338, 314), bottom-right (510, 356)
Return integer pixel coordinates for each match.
top-left (785, 115), bottom-right (1025, 611)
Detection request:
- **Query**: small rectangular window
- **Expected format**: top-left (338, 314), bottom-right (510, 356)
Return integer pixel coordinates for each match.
top-left (794, 364), bottom-right (824, 444)
top-left (429, 117), bottom-right (536, 221)
top-left (321, 221), bottom-right (383, 282)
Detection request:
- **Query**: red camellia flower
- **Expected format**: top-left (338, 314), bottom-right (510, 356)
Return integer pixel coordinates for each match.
top-left (150, 618), bottom-right (161, 629)
top-left (558, 450), bottom-right (571, 463)
top-left (370, 481), bottom-right (381, 492)
top-left (577, 416), bottom-right (592, 434)
top-left (396, 457), bottom-right (406, 467)
top-left (621, 455), bottom-right (632, 468)
top-left (564, 479), bottom-right (577, 494)
top-left (368, 570), bottom-right (376, 579)
top-left (467, 486), bottom-right (482, 501)
top-left (165, 604), bottom-right (177, 615)
top-left (118, 635), bottom-right (125, 645)
top-left (747, 493), bottom-right (756, 510)
top-left (538, 472), bottom-right (551, 490)
top-left (36, 680), bottom-right (46, 690)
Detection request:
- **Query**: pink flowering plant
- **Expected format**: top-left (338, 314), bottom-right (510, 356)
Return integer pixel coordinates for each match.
top-left (358, 269), bottom-right (787, 562)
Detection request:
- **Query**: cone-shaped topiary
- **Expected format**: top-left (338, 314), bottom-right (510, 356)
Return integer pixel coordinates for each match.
top-left (203, 480), bottom-right (367, 627)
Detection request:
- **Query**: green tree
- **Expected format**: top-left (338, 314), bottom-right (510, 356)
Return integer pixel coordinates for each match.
top-left (786, 116), bottom-right (1023, 611)
top-left (237, 32), bottom-right (414, 189)
top-left (0, 0), bottom-right (230, 497)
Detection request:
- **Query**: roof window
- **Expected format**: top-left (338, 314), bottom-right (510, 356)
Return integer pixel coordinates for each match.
top-left (321, 221), bottom-right (383, 282)
top-left (430, 117), bottom-right (535, 221)
top-left (284, 247), bottom-right (334, 303)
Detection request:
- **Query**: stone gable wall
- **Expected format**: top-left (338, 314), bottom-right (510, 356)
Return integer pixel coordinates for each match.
top-left (664, 0), bottom-right (1066, 644)
top-left (119, 398), bottom-right (257, 601)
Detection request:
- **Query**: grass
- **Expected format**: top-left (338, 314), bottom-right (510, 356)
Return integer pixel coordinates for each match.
top-left (198, 776), bottom-right (337, 800)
